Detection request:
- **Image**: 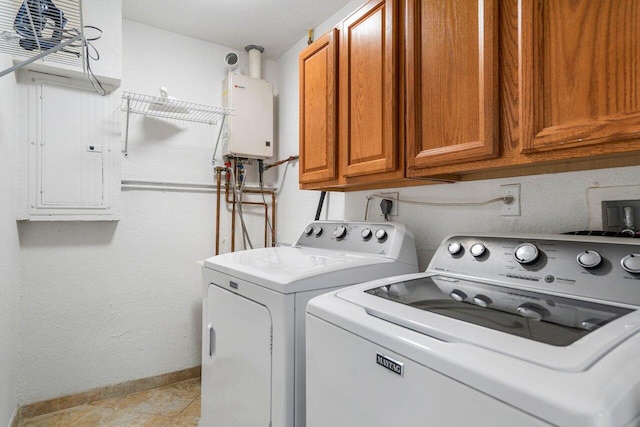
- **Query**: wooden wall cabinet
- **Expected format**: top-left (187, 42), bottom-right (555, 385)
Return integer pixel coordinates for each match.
top-left (299, 0), bottom-right (640, 190)
top-left (520, 0), bottom-right (640, 153)
top-left (339, 0), bottom-right (402, 184)
top-left (411, 0), bottom-right (640, 181)
top-left (406, 0), bottom-right (499, 173)
top-left (299, 29), bottom-right (339, 185)
top-left (300, 0), bottom-right (403, 190)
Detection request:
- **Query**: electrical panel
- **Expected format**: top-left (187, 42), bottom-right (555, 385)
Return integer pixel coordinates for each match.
top-left (17, 72), bottom-right (119, 221)
top-left (222, 73), bottom-right (274, 159)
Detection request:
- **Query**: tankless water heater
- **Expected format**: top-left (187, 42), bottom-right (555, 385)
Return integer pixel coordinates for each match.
top-left (222, 73), bottom-right (273, 159)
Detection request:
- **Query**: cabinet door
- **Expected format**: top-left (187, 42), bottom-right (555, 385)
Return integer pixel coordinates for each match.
top-left (406, 0), bottom-right (498, 173)
top-left (520, 0), bottom-right (640, 153)
top-left (299, 29), bottom-right (339, 184)
top-left (340, 0), bottom-right (399, 178)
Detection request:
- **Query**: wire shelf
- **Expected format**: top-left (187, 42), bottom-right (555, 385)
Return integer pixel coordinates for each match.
top-left (121, 91), bottom-right (232, 125)
top-left (0, 0), bottom-right (85, 74)
top-left (120, 91), bottom-right (233, 158)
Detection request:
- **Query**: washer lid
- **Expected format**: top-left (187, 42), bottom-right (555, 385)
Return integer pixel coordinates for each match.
top-left (336, 273), bottom-right (640, 372)
top-left (204, 246), bottom-right (414, 294)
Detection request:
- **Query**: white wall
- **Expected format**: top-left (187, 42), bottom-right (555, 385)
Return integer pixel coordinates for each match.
top-left (14, 17), bottom-right (281, 406)
top-left (0, 56), bottom-right (21, 426)
top-left (343, 167), bottom-right (640, 270)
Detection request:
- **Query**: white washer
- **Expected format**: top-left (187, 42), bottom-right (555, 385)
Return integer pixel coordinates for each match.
top-left (201, 221), bottom-right (418, 427)
top-left (306, 233), bottom-right (640, 427)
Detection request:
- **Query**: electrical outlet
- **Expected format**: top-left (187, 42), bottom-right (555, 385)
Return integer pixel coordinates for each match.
top-left (378, 192), bottom-right (399, 218)
top-left (501, 184), bottom-right (521, 216)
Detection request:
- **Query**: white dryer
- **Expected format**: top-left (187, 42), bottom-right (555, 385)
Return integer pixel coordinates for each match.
top-left (201, 221), bottom-right (418, 427)
top-left (307, 233), bottom-right (640, 427)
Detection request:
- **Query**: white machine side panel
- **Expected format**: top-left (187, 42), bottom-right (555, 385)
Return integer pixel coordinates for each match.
top-left (306, 315), bottom-right (551, 427)
top-left (203, 285), bottom-right (272, 427)
top-left (294, 286), bottom-right (349, 427)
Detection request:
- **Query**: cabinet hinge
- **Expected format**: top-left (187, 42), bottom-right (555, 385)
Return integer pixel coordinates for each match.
top-left (270, 326), bottom-right (273, 352)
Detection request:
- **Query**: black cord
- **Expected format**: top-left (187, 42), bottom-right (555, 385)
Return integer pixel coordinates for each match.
top-left (314, 191), bottom-right (326, 221)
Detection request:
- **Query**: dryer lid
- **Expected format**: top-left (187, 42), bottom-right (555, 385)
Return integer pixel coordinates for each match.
top-left (204, 246), bottom-right (412, 294)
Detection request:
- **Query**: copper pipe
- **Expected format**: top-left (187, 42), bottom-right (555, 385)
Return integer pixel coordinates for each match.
top-left (225, 191), bottom-right (270, 247)
top-left (224, 182), bottom-right (274, 248)
top-left (227, 179), bottom-right (236, 252)
top-left (271, 192), bottom-right (276, 247)
top-left (264, 155), bottom-right (299, 170)
top-left (222, 158), bottom-right (277, 250)
top-left (215, 167), bottom-right (222, 255)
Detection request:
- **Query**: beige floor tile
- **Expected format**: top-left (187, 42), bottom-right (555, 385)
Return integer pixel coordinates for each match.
top-left (20, 379), bottom-right (201, 427)
top-left (91, 387), bottom-right (196, 418)
top-left (74, 407), bottom-right (172, 427)
top-left (20, 405), bottom-right (95, 427)
top-left (178, 399), bottom-right (201, 420)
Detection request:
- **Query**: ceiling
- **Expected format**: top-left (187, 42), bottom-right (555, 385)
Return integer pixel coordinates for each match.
top-left (122, 0), bottom-right (352, 60)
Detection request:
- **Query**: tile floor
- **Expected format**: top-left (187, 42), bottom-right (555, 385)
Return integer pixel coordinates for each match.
top-left (19, 378), bottom-right (201, 427)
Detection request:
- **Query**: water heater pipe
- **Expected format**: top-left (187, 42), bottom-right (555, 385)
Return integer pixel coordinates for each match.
top-left (245, 44), bottom-right (264, 79)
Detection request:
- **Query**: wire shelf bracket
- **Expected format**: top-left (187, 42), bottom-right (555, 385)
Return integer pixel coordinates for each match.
top-left (120, 91), bottom-right (233, 158)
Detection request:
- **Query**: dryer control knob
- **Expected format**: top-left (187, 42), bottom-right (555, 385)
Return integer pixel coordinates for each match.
top-left (375, 229), bottom-right (387, 241)
top-left (577, 250), bottom-right (602, 269)
top-left (514, 243), bottom-right (540, 264)
top-left (621, 254), bottom-right (640, 274)
top-left (472, 294), bottom-right (492, 307)
top-left (447, 241), bottom-right (462, 256)
top-left (361, 228), bottom-right (373, 240)
top-left (450, 289), bottom-right (467, 302)
top-left (304, 226), bottom-right (313, 236)
top-left (516, 303), bottom-right (549, 320)
top-left (470, 243), bottom-right (486, 258)
top-left (313, 226), bottom-right (323, 236)
top-left (334, 225), bottom-right (347, 240)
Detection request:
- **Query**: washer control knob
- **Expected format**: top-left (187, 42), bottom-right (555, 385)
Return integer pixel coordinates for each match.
top-left (577, 250), bottom-right (602, 269)
top-left (375, 228), bottom-right (388, 241)
top-left (472, 294), bottom-right (492, 307)
top-left (621, 254), bottom-right (640, 274)
top-left (313, 226), bottom-right (323, 236)
top-left (334, 225), bottom-right (347, 240)
top-left (361, 228), bottom-right (373, 240)
top-left (304, 226), bottom-right (313, 236)
top-left (447, 241), bottom-right (462, 256)
top-left (450, 289), bottom-right (467, 302)
top-left (516, 303), bottom-right (549, 320)
top-left (470, 243), bottom-right (486, 258)
top-left (514, 243), bottom-right (540, 264)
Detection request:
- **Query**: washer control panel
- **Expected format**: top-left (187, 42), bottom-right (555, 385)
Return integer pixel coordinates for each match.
top-left (295, 221), bottom-right (415, 262)
top-left (428, 234), bottom-right (640, 306)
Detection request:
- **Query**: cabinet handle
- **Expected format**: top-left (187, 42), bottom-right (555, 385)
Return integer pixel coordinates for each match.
top-left (208, 324), bottom-right (216, 357)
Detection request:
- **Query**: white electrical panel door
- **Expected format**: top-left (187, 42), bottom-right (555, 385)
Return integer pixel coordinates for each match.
top-left (20, 73), bottom-right (118, 221)
top-left (202, 284), bottom-right (272, 427)
top-left (223, 73), bottom-right (274, 159)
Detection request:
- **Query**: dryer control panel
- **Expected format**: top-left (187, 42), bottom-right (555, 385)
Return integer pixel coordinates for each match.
top-left (295, 221), bottom-right (418, 266)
